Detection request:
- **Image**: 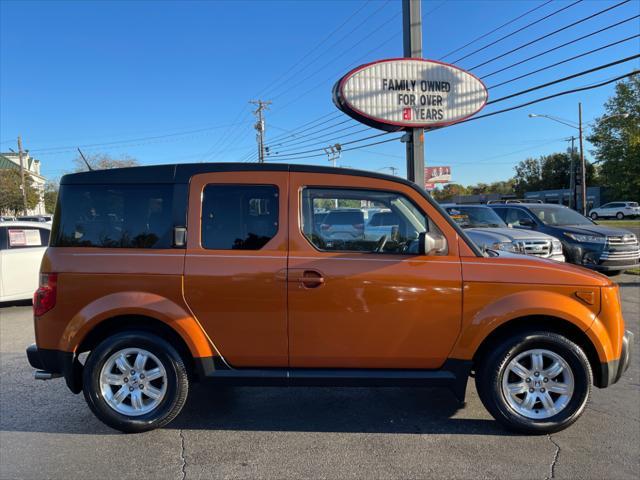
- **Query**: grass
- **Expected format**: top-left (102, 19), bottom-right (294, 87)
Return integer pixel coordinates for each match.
top-left (596, 219), bottom-right (640, 227)
top-left (625, 267), bottom-right (640, 275)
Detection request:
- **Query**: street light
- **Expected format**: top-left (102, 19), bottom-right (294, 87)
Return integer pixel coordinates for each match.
top-left (529, 104), bottom-right (587, 214)
top-left (529, 110), bottom-right (631, 214)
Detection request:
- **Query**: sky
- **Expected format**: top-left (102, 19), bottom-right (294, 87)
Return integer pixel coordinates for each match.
top-left (1, 0), bottom-right (638, 187)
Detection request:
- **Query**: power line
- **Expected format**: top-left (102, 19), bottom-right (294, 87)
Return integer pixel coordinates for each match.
top-left (254, 0), bottom-right (371, 99)
top-left (451, 0), bottom-right (583, 64)
top-left (269, 117), bottom-right (353, 146)
top-left (438, 0), bottom-right (553, 60)
top-left (261, 0), bottom-right (394, 100)
top-left (486, 54), bottom-right (640, 106)
top-left (268, 124), bottom-right (367, 153)
top-left (267, 135), bottom-right (402, 162)
top-left (266, 112), bottom-right (343, 143)
top-left (467, 0), bottom-right (631, 72)
top-left (267, 130), bottom-right (392, 159)
top-left (460, 70), bottom-right (638, 125)
top-left (480, 14), bottom-right (640, 80)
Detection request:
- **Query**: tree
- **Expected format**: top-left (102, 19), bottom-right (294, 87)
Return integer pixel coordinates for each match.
top-left (44, 183), bottom-right (59, 214)
top-left (513, 152), bottom-right (596, 196)
top-left (587, 77), bottom-right (640, 201)
top-left (0, 169), bottom-right (40, 215)
top-left (431, 183), bottom-right (468, 201)
top-left (73, 153), bottom-right (139, 172)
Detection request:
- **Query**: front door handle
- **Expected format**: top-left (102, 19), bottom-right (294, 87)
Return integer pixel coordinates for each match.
top-left (289, 269), bottom-right (325, 288)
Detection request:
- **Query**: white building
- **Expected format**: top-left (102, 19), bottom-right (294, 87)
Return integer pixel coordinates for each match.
top-left (0, 152), bottom-right (47, 215)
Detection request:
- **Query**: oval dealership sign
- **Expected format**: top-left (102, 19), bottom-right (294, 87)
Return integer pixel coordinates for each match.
top-left (333, 58), bottom-right (488, 131)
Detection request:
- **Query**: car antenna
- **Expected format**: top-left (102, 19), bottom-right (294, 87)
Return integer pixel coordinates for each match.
top-left (77, 148), bottom-right (93, 171)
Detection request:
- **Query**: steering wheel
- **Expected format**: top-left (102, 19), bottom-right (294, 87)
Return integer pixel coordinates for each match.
top-left (375, 235), bottom-right (388, 253)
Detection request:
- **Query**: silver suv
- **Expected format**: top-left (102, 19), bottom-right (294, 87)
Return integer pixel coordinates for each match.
top-left (589, 201), bottom-right (640, 220)
top-left (443, 204), bottom-right (564, 261)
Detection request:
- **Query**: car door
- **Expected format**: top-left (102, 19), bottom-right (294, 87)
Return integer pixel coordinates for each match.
top-left (183, 171), bottom-right (289, 367)
top-left (0, 226), bottom-right (48, 300)
top-left (287, 172), bottom-right (463, 369)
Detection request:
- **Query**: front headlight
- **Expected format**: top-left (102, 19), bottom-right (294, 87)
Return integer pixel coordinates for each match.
top-left (564, 233), bottom-right (607, 244)
top-left (551, 239), bottom-right (563, 254)
top-left (492, 241), bottom-right (524, 253)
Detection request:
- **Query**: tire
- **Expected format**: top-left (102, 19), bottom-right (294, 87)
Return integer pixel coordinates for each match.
top-left (476, 331), bottom-right (592, 434)
top-left (82, 331), bottom-right (189, 433)
top-left (590, 212), bottom-right (598, 220)
top-left (604, 270), bottom-right (623, 277)
top-left (616, 212), bottom-right (624, 220)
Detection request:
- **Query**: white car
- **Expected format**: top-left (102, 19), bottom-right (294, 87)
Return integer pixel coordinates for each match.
top-left (589, 201), bottom-right (640, 220)
top-left (0, 221), bottom-right (51, 302)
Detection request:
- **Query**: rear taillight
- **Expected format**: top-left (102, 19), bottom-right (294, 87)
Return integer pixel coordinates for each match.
top-left (33, 273), bottom-right (57, 317)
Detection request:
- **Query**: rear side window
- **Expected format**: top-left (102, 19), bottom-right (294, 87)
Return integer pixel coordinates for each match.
top-left (201, 184), bottom-right (279, 250)
top-left (51, 184), bottom-right (173, 248)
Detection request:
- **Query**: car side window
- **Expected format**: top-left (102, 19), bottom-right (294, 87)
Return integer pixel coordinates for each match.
top-left (504, 208), bottom-right (534, 226)
top-left (6, 227), bottom-right (45, 249)
top-left (300, 187), bottom-right (444, 254)
top-left (201, 184), bottom-right (279, 250)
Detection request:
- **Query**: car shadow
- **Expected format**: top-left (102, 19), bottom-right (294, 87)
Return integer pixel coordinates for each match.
top-left (164, 383), bottom-right (511, 436)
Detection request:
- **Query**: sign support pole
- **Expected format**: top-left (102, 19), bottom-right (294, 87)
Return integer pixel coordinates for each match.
top-left (402, 0), bottom-right (424, 186)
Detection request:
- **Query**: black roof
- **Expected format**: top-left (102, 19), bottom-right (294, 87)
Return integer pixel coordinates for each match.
top-left (59, 162), bottom-right (408, 186)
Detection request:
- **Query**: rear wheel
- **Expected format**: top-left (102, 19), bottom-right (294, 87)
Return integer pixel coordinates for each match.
top-left (590, 212), bottom-right (598, 220)
top-left (82, 331), bottom-right (189, 433)
top-left (476, 331), bottom-right (591, 434)
top-left (616, 212), bottom-right (625, 220)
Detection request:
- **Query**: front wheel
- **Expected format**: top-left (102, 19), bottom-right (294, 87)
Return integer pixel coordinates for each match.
top-left (616, 212), bottom-right (625, 220)
top-left (82, 331), bottom-right (189, 433)
top-left (590, 212), bottom-right (598, 220)
top-left (476, 331), bottom-right (592, 434)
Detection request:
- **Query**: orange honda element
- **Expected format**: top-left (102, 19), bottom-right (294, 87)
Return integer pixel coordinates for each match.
top-left (27, 164), bottom-right (632, 433)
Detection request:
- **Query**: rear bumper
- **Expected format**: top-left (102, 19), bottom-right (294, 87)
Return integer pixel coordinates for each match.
top-left (26, 344), bottom-right (82, 393)
top-left (597, 330), bottom-right (634, 388)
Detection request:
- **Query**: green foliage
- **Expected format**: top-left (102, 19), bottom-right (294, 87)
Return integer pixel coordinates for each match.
top-left (512, 152), bottom-right (596, 197)
top-left (587, 77), bottom-right (640, 201)
top-left (73, 153), bottom-right (139, 172)
top-left (431, 179), bottom-right (515, 201)
top-left (0, 169), bottom-right (40, 215)
top-left (44, 183), bottom-right (59, 214)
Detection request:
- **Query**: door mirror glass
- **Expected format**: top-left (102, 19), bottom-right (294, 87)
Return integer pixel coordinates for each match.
top-left (419, 232), bottom-right (447, 256)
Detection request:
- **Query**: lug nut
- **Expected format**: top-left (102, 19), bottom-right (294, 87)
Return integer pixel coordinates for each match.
top-left (534, 372), bottom-right (540, 377)
top-left (526, 377), bottom-right (531, 383)
top-left (540, 388), bottom-right (546, 393)
top-left (139, 374), bottom-right (145, 379)
top-left (131, 370), bottom-right (136, 375)
top-left (543, 377), bottom-right (548, 383)
top-left (529, 388), bottom-right (535, 393)
top-left (139, 384), bottom-right (144, 390)
top-left (129, 386), bottom-right (134, 392)
top-left (124, 377), bottom-right (129, 383)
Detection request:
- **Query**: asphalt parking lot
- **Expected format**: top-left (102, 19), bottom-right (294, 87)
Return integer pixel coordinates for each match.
top-left (0, 275), bottom-right (638, 480)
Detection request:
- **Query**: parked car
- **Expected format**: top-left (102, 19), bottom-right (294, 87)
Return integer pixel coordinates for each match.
top-left (27, 164), bottom-right (631, 434)
top-left (17, 215), bottom-right (52, 223)
top-left (490, 203), bottom-right (639, 274)
top-left (589, 201), bottom-right (640, 220)
top-left (0, 221), bottom-right (51, 302)
top-left (0, 215), bottom-right (17, 222)
top-left (317, 208), bottom-right (365, 241)
top-left (442, 204), bottom-right (564, 261)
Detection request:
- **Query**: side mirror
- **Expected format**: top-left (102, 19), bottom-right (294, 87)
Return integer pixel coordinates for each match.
top-left (419, 232), bottom-right (447, 256)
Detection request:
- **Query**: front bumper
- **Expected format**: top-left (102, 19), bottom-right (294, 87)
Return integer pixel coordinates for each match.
top-left (562, 242), bottom-right (639, 271)
top-left (26, 344), bottom-right (82, 393)
top-left (597, 330), bottom-right (634, 388)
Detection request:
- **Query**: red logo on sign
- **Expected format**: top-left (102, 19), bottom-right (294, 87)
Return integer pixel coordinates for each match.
top-left (403, 108), bottom-right (412, 120)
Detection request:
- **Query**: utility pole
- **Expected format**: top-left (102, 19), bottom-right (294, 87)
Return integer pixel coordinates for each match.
top-left (324, 144), bottom-right (342, 168)
top-left (250, 100), bottom-right (271, 163)
top-left (567, 136), bottom-right (576, 210)
top-left (17, 136), bottom-right (28, 215)
top-left (578, 102), bottom-right (587, 215)
top-left (402, 0), bottom-right (425, 187)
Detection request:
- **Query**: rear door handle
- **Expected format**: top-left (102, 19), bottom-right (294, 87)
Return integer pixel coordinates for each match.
top-left (289, 269), bottom-right (325, 288)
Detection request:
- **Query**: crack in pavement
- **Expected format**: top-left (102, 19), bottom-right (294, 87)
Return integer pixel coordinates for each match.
top-left (179, 429), bottom-right (187, 480)
top-left (545, 434), bottom-right (561, 480)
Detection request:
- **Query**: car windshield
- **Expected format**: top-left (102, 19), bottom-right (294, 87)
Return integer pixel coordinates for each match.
top-left (528, 205), bottom-right (593, 226)
top-left (445, 206), bottom-right (506, 228)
